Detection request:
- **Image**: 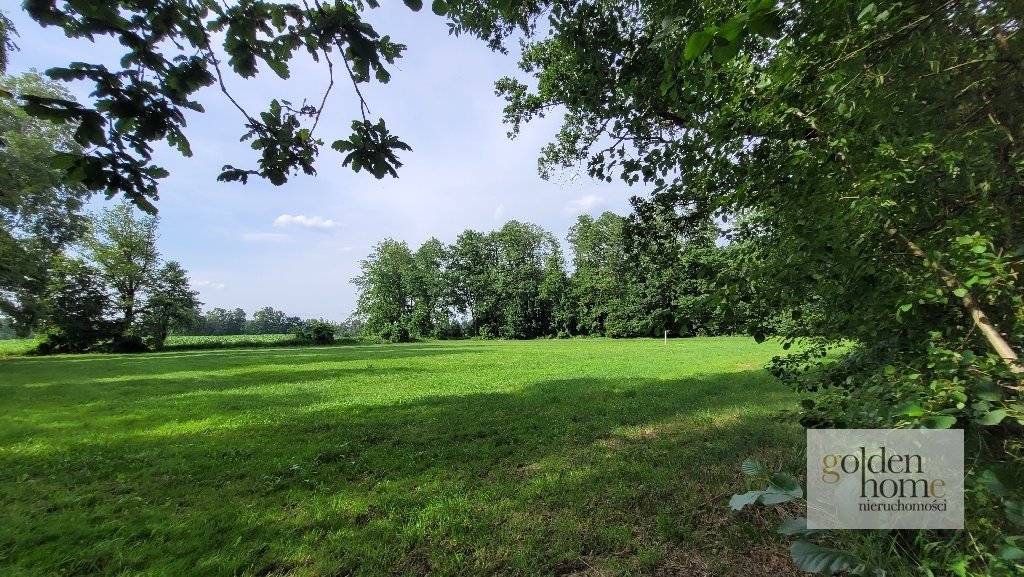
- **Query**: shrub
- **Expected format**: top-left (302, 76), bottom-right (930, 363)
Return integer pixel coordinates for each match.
top-left (291, 321), bottom-right (337, 345)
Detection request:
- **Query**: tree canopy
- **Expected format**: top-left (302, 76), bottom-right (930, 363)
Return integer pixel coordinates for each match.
top-left (0, 72), bottom-right (90, 335)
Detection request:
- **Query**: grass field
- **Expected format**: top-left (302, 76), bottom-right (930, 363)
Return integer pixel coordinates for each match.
top-left (0, 338), bottom-right (804, 576)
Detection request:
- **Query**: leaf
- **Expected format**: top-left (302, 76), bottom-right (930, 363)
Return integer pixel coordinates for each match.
top-left (953, 287), bottom-right (968, 298)
top-left (857, 3), bottom-right (877, 22)
top-left (777, 517), bottom-right (826, 536)
top-left (719, 14), bottom-right (748, 42)
top-left (979, 409), bottom-right (1007, 426)
top-left (729, 490), bottom-right (765, 511)
top-left (431, 0), bottom-right (447, 15)
top-left (747, 12), bottom-right (781, 38)
top-left (790, 541), bottom-right (881, 576)
top-left (684, 30), bottom-right (714, 61)
top-left (1006, 500), bottom-right (1024, 527)
top-left (897, 402), bottom-right (924, 417)
top-left (899, 303), bottom-right (913, 313)
top-left (753, 331), bottom-right (766, 344)
top-left (922, 415), bottom-right (957, 429)
top-left (403, 0), bottom-right (423, 11)
top-left (769, 473), bottom-right (803, 496)
top-left (741, 458), bottom-right (764, 476)
top-left (712, 38), bottom-right (742, 64)
top-left (999, 545), bottom-right (1024, 561)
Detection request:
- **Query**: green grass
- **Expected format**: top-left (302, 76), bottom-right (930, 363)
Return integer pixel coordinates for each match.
top-left (0, 337), bottom-right (804, 576)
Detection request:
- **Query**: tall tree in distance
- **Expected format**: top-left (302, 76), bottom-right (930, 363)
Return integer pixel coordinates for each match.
top-left (446, 229), bottom-right (498, 337)
top-left (567, 212), bottom-right (629, 336)
top-left (142, 261), bottom-right (201, 349)
top-left (409, 237), bottom-right (449, 338)
top-left (353, 238), bottom-right (415, 342)
top-left (85, 201), bottom-right (160, 343)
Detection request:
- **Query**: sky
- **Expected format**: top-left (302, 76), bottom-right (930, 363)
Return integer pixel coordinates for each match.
top-left (4, 3), bottom-right (645, 320)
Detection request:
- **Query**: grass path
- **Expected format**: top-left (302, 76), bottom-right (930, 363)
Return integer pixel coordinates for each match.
top-left (0, 338), bottom-right (804, 576)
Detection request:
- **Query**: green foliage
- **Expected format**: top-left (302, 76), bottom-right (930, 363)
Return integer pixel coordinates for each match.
top-left (36, 256), bottom-right (111, 354)
top-left (14, 0), bottom-right (420, 210)
top-left (290, 320), bottom-right (337, 345)
top-left (352, 238), bottom-right (417, 342)
top-left (142, 261), bottom-right (201, 349)
top-left (32, 202), bottom-right (203, 354)
top-left (0, 72), bottom-right (90, 336)
top-left (190, 307), bottom-right (248, 336)
top-left (85, 201), bottom-right (160, 337)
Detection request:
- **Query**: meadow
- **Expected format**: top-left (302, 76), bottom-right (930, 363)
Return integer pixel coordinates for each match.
top-left (0, 337), bottom-right (804, 576)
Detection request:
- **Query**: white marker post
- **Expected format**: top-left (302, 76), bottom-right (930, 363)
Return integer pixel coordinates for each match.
top-left (664, 330), bottom-right (668, 345)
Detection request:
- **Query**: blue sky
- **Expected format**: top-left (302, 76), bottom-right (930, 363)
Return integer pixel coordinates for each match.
top-left (5, 4), bottom-right (643, 320)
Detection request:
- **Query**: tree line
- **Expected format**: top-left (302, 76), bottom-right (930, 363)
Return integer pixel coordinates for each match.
top-left (352, 210), bottom-right (763, 342)
top-left (183, 306), bottom-right (360, 338)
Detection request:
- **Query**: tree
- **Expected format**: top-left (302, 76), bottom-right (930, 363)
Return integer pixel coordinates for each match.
top-left (85, 201), bottom-right (160, 342)
top-left (489, 221), bottom-right (564, 339)
top-left (0, 72), bottom-right (90, 335)
top-left (353, 238), bottom-right (414, 342)
top-left (249, 306), bottom-right (289, 334)
top-left (446, 229), bottom-right (499, 337)
top-left (142, 260), bottom-right (201, 349)
top-left (38, 256), bottom-right (111, 353)
top-left (409, 237), bottom-right (449, 338)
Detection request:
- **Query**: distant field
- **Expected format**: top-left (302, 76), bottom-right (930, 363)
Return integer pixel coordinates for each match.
top-left (0, 339), bottom-right (35, 357)
top-left (0, 334), bottom-right (320, 357)
top-left (0, 338), bottom-right (803, 576)
top-left (167, 333), bottom-right (296, 345)
top-left (165, 333), bottom-right (303, 350)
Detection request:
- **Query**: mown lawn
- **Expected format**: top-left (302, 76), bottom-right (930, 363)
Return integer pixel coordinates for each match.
top-left (0, 338), bottom-right (804, 576)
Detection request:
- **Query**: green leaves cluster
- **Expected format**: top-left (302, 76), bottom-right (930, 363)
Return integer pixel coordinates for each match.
top-left (13, 0), bottom-right (418, 211)
top-left (0, 72), bottom-right (91, 335)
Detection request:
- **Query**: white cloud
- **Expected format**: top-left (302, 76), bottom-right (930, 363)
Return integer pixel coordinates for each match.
top-left (193, 279), bottom-right (226, 290)
top-left (562, 194), bottom-right (605, 216)
top-left (240, 232), bottom-right (290, 243)
top-left (273, 214), bottom-right (341, 230)
top-left (493, 203), bottom-right (505, 220)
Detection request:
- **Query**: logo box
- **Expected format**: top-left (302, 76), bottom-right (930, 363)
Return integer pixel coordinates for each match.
top-left (806, 429), bottom-right (964, 529)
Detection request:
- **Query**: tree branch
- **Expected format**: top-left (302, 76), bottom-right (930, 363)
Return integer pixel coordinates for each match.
top-left (886, 224), bottom-right (1024, 380)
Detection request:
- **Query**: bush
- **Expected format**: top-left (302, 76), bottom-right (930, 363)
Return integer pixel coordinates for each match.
top-left (291, 321), bottom-right (336, 345)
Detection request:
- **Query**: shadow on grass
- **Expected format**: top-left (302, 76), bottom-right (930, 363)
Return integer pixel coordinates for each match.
top-left (0, 367), bottom-right (804, 576)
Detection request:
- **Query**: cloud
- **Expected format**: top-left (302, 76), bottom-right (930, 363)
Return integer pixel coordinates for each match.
top-left (562, 194), bottom-right (605, 216)
top-left (493, 203), bottom-right (505, 220)
top-left (273, 214), bottom-right (341, 230)
top-left (240, 232), bottom-right (290, 243)
top-left (193, 279), bottom-right (226, 290)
